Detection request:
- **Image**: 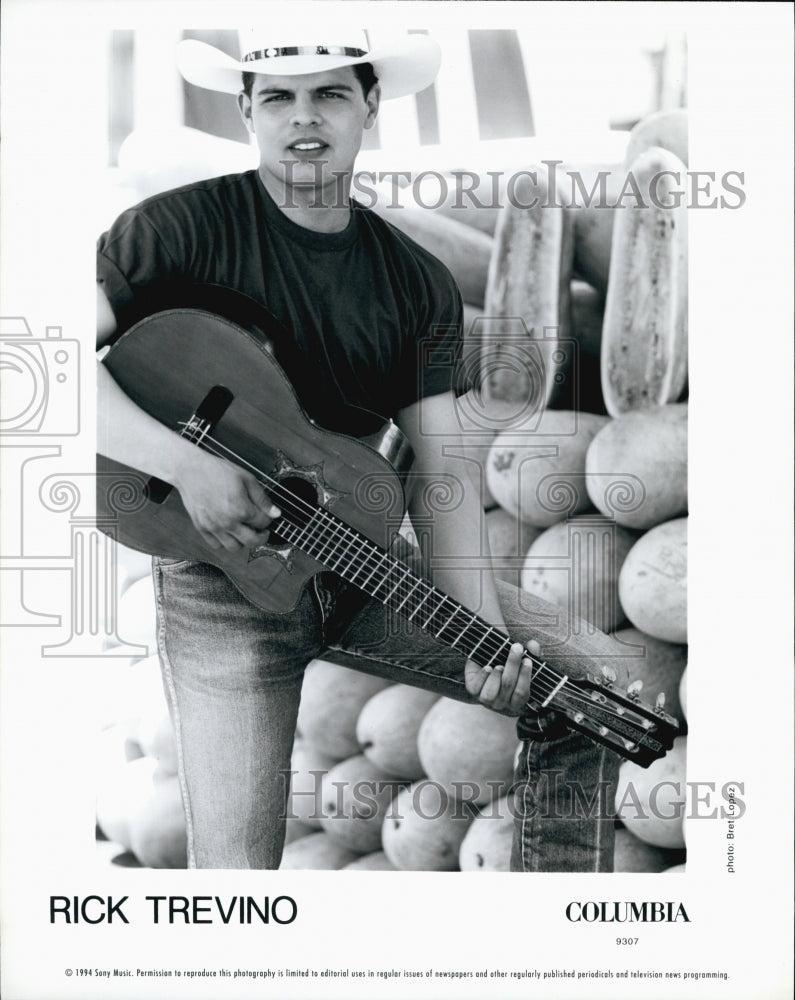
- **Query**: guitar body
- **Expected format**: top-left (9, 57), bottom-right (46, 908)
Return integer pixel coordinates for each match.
top-left (97, 307), bottom-right (413, 613)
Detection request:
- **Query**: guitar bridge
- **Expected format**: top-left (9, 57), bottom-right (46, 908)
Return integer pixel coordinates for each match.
top-left (145, 384), bottom-right (235, 504)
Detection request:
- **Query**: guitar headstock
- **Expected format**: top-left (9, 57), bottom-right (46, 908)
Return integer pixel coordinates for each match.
top-left (527, 668), bottom-right (680, 767)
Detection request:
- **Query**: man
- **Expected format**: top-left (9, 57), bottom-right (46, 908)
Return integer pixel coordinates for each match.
top-left (97, 28), bottom-right (620, 870)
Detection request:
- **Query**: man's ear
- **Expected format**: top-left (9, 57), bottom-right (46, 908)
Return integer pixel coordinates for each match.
top-left (364, 82), bottom-right (381, 130)
top-left (237, 91), bottom-right (254, 133)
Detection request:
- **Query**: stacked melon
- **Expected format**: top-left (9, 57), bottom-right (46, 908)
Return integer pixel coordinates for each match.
top-left (95, 547), bottom-right (524, 873)
top-left (281, 662), bottom-right (523, 871)
top-left (98, 108), bottom-right (689, 872)
top-left (482, 110), bottom-right (689, 870)
top-left (365, 109), bottom-right (690, 870)
top-left (95, 543), bottom-right (187, 869)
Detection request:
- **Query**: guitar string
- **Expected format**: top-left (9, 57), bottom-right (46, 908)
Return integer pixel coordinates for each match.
top-left (184, 428), bottom-right (661, 747)
top-left (179, 425), bottom-right (660, 746)
top-left (183, 428), bottom-right (572, 689)
top-left (190, 437), bottom-right (660, 749)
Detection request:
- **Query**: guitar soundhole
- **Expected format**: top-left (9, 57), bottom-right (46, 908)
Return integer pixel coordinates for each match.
top-left (268, 475), bottom-right (319, 544)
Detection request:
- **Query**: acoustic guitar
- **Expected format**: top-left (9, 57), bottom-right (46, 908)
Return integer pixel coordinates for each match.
top-left (96, 298), bottom-right (679, 766)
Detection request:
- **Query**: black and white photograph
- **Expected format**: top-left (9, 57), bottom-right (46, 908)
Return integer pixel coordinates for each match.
top-left (0, 1), bottom-right (792, 998)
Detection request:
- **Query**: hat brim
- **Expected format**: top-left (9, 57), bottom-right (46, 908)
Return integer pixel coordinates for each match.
top-left (177, 34), bottom-right (441, 101)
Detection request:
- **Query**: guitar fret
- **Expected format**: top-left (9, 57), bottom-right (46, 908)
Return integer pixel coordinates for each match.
top-left (393, 579), bottom-right (424, 611)
top-left (382, 569), bottom-right (412, 602)
top-left (287, 513), bottom-right (318, 549)
top-left (326, 547), bottom-right (348, 571)
top-left (466, 630), bottom-right (490, 660)
top-left (309, 526), bottom-right (339, 564)
top-left (434, 612), bottom-right (457, 639)
top-left (446, 619), bottom-right (464, 647)
top-left (453, 612), bottom-right (480, 650)
top-left (352, 550), bottom-right (389, 588)
top-left (482, 638), bottom-right (511, 670)
top-left (435, 604), bottom-right (474, 643)
top-left (316, 514), bottom-right (356, 572)
top-left (406, 590), bottom-right (432, 620)
top-left (425, 594), bottom-right (452, 632)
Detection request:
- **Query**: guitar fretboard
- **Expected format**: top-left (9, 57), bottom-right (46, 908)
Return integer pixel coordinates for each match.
top-left (270, 497), bottom-right (531, 675)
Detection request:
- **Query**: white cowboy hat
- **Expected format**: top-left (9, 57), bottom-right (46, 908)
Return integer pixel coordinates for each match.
top-left (177, 29), bottom-right (441, 101)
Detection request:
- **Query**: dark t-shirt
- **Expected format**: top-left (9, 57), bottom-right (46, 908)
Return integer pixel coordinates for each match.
top-left (97, 170), bottom-right (464, 431)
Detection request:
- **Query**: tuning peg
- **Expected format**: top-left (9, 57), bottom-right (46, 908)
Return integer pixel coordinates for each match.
top-left (627, 679), bottom-right (644, 699)
top-left (600, 665), bottom-right (617, 686)
top-left (655, 691), bottom-right (667, 712)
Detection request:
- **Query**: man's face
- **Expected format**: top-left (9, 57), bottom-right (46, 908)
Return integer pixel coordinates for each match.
top-left (238, 66), bottom-right (380, 206)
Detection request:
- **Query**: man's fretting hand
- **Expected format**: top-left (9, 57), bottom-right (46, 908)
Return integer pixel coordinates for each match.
top-left (464, 640), bottom-right (539, 716)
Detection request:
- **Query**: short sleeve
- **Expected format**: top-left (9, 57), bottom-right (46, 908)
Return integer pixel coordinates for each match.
top-left (96, 208), bottom-right (182, 337)
top-left (394, 267), bottom-right (466, 412)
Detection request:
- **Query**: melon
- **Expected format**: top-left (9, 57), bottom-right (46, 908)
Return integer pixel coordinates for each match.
top-left (284, 818), bottom-right (315, 846)
top-left (624, 109), bottom-right (689, 168)
top-left (118, 125), bottom-right (257, 201)
top-left (417, 699), bottom-right (518, 804)
top-left (420, 170), bottom-right (503, 237)
top-left (371, 198), bottom-right (493, 307)
top-left (356, 685), bottom-right (439, 779)
top-left (279, 831), bottom-right (361, 870)
top-left (485, 508), bottom-right (542, 587)
top-left (521, 517), bottom-right (636, 632)
top-left (569, 163), bottom-right (626, 292)
top-left (610, 627), bottom-right (687, 726)
top-left (99, 652), bottom-right (164, 731)
top-left (343, 850), bottom-right (397, 871)
top-left (619, 518), bottom-right (687, 643)
top-left (95, 839), bottom-right (142, 870)
top-left (381, 782), bottom-right (475, 871)
top-left (296, 660), bottom-right (392, 760)
top-left (615, 735), bottom-right (686, 849)
top-left (319, 754), bottom-right (403, 854)
top-left (97, 722), bottom-right (144, 776)
top-left (96, 756), bottom-right (159, 850)
top-left (458, 796), bottom-right (515, 871)
top-left (585, 404), bottom-right (687, 529)
top-left (613, 826), bottom-right (677, 873)
top-left (450, 391), bottom-right (535, 510)
top-left (601, 147), bottom-right (688, 416)
top-left (486, 411), bottom-right (609, 526)
top-left (128, 773), bottom-right (187, 868)
top-left (286, 738), bottom-right (338, 828)
top-left (134, 693), bottom-right (178, 776)
top-left (482, 170), bottom-right (574, 406)
top-left (570, 279), bottom-right (605, 357)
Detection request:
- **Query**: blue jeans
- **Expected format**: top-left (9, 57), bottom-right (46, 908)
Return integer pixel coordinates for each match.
top-left (153, 555), bottom-right (619, 871)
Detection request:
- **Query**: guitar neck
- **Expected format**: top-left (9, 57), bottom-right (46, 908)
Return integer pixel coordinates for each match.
top-left (271, 500), bottom-right (518, 673)
top-left (268, 492), bottom-right (680, 767)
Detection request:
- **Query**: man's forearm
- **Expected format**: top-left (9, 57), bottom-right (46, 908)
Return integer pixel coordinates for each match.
top-left (97, 361), bottom-right (209, 485)
top-left (407, 466), bottom-right (506, 631)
